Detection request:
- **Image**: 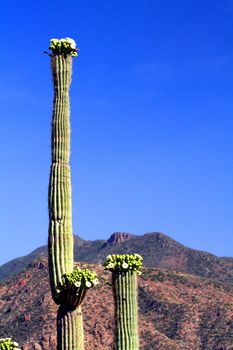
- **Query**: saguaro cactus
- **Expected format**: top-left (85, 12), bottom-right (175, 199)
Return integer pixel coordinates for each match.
top-left (47, 38), bottom-right (98, 350)
top-left (48, 37), bottom-right (77, 304)
top-left (104, 254), bottom-right (143, 350)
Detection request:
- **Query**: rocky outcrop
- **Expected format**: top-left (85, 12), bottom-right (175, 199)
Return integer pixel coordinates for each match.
top-left (105, 232), bottom-right (134, 246)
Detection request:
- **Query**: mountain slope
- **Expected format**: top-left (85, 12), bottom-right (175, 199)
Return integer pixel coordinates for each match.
top-left (1, 257), bottom-right (233, 349)
top-left (1, 232), bottom-right (233, 284)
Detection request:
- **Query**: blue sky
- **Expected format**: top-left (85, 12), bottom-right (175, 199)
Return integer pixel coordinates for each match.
top-left (0, 0), bottom-right (233, 265)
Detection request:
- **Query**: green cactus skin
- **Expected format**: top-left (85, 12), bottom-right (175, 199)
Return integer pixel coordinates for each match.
top-left (48, 55), bottom-right (74, 304)
top-left (113, 271), bottom-right (139, 350)
top-left (104, 254), bottom-right (142, 350)
top-left (57, 306), bottom-right (84, 350)
top-left (48, 52), bottom-right (84, 350)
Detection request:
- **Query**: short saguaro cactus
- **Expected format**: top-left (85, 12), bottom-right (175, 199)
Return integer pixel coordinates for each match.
top-left (104, 254), bottom-right (143, 350)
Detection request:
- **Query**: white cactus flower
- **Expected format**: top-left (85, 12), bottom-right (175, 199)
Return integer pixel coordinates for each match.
top-left (85, 281), bottom-right (92, 288)
top-left (65, 38), bottom-right (76, 48)
top-left (74, 281), bottom-right (81, 288)
top-left (122, 262), bottom-right (128, 269)
top-left (93, 278), bottom-right (98, 286)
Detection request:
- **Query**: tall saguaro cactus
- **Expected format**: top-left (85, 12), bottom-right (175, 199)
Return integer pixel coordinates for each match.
top-left (47, 38), bottom-right (98, 350)
top-left (104, 254), bottom-right (143, 350)
top-left (48, 38), bottom-right (76, 304)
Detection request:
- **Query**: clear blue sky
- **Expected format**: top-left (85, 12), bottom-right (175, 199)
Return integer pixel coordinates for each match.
top-left (0, 0), bottom-right (233, 265)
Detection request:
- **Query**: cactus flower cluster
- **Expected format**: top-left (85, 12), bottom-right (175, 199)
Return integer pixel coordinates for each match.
top-left (63, 268), bottom-right (99, 290)
top-left (104, 253), bottom-right (143, 275)
top-left (49, 37), bottom-right (78, 57)
top-left (0, 338), bottom-right (21, 350)
top-left (61, 268), bottom-right (99, 309)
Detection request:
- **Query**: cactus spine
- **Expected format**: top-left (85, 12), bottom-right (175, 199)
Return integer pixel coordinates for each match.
top-left (104, 254), bottom-right (143, 350)
top-left (47, 38), bottom-right (85, 350)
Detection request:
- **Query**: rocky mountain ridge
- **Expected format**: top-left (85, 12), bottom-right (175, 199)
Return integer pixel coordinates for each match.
top-left (1, 232), bottom-right (233, 285)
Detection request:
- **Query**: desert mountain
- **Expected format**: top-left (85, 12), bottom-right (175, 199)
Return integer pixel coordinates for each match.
top-left (1, 257), bottom-right (233, 349)
top-left (1, 232), bottom-right (233, 285)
